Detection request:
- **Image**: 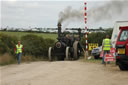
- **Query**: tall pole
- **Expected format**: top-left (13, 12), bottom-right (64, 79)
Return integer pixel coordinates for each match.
top-left (84, 1), bottom-right (88, 58)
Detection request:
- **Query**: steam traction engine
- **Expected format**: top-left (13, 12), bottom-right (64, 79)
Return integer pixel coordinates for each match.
top-left (48, 23), bottom-right (82, 61)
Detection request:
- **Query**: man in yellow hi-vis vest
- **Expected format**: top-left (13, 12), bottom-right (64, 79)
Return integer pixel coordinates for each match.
top-left (14, 41), bottom-right (23, 64)
top-left (102, 35), bottom-right (112, 64)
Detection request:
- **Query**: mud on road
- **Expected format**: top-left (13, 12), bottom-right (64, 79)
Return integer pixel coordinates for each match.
top-left (0, 60), bottom-right (128, 85)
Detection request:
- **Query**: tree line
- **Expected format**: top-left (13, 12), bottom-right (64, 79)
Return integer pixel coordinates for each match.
top-left (81, 28), bottom-right (113, 47)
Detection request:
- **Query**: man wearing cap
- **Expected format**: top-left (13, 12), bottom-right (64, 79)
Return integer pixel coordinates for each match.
top-left (14, 41), bottom-right (23, 64)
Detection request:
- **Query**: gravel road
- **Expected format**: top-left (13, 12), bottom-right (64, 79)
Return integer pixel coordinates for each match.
top-left (0, 61), bottom-right (128, 85)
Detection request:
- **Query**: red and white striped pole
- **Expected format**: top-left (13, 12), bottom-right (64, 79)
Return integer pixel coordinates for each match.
top-left (84, 1), bottom-right (88, 57)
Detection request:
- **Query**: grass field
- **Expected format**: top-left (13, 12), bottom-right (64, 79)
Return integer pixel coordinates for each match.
top-left (0, 31), bottom-right (58, 40)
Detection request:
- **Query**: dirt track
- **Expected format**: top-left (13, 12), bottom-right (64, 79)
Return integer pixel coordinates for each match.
top-left (0, 60), bottom-right (128, 85)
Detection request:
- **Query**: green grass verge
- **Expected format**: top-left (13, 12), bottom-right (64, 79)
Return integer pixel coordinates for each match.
top-left (83, 58), bottom-right (116, 65)
top-left (0, 55), bottom-right (49, 66)
top-left (81, 56), bottom-right (102, 64)
top-left (84, 59), bottom-right (102, 64)
top-left (0, 31), bottom-right (57, 40)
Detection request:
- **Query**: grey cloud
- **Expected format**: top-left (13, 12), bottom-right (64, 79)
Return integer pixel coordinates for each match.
top-left (1, 0), bottom-right (128, 29)
top-left (1, 1), bottom-right (84, 28)
top-left (88, 0), bottom-right (128, 22)
top-left (57, 0), bottom-right (128, 28)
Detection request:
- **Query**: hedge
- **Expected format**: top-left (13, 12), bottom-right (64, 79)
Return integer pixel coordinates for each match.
top-left (0, 33), bottom-right (55, 65)
top-left (0, 33), bottom-right (18, 55)
top-left (21, 34), bottom-right (55, 57)
top-left (81, 28), bottom-right (113, 47)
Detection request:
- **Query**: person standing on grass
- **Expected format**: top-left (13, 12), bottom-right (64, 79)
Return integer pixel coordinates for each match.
top-left (14, 41), bottom-right (23, 64)
top-left (102, 35), bottom-right (112, 64)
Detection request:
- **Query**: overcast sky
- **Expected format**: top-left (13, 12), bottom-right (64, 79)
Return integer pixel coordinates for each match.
top-left (0, 0), bottom-right (128, 29)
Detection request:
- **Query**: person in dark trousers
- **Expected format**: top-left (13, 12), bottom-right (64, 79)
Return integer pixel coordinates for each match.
top-left (102, 35), bottom-right (112, 64)
top-left (14, 41), bottom-right (23, 64)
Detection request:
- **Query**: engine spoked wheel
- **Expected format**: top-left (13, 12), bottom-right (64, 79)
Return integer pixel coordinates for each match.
top-left (73, 41), bottom-right (81, 60)
top-left (66, 47), bottom-right (71, 60)
top-left (48, 47), bottom-right (53, 61)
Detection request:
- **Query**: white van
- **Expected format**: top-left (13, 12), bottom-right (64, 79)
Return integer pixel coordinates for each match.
top-left (111, 21), bottom-right (128, 48)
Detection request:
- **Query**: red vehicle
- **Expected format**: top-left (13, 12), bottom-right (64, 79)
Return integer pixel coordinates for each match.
top-left (116, 26), bottom-right (128, 70)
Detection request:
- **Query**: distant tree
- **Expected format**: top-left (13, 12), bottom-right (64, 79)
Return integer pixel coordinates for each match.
top-left (105, 28), bottom-right (113, 38)
top-left (99, 27), bottom-right (103, 30)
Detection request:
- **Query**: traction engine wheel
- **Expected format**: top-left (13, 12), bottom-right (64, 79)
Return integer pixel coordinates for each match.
top-left (66, 47), bottom-right (71, 60)
top-left (73, 41), bottom-right (80, 60)
top-left (48, 47), bottom-right (53, 61)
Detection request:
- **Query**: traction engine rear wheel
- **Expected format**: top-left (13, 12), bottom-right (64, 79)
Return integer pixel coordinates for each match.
top-left (48, 47), bottom-right (53, 61)
top-left (73, 41), bottom-right (80, 60)
top-left (66, 47), bottom-right (71, 60)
